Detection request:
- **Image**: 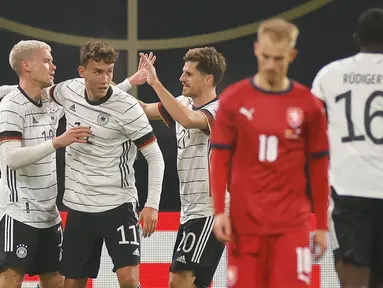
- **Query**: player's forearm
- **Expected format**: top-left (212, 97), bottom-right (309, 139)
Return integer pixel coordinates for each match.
top-left (2, 140), bottom-right (55, 170)
top-left (151, 81), bottom-right (195, 128)
top-left (309, 156), bottom-right (329, 230)
top-left (115, 79), bottom-right (132, 92)
top-left (140, 141), bottom-right (165, 210)
top-left (138, 100), bottom-right (161, 120)
top-left (211, 149), bottom-right (231, 214)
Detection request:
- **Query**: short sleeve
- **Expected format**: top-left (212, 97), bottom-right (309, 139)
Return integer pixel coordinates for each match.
top-left (210, 89), bottom-right (237, 150)
top-left (0, 100), bottom-right (24, 143)
top-left (49, 82), bottom-right (66, 106)
top-left (311, 67), bottom-right (327, 102)
top-left (199, 99), bottom-right (219, 135)
top-left (157, 95), bottom-right (185, 127)
top-left (116, 97), bottom-right (156, 149)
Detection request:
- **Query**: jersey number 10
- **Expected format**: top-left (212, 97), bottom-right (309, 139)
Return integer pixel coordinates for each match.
top-left (258, 134), bottom-right (278, 162)
top-left (336, 90), bottom-right (383, 144)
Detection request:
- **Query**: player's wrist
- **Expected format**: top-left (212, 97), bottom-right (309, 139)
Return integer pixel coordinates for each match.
top-left (125, 77), bottom-right (135, 87)
top-left (144, 199), bottom-right (159, 211)
top-left (52, 137), bottom-right (61, 149)
top-left (150, 79), bottom-right (162, 89)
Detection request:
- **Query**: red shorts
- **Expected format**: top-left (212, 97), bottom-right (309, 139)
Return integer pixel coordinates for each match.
top-left (228, 225), bottom-right (311, 288)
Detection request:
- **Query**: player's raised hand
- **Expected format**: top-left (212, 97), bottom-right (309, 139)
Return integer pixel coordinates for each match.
top-left (128, 52), bottom-right (157, 86)
top-left (53, 126), bottom-right (91, 149)
top-left (138, 207), bottom-right (158, 238)
top-left (313, 229), bottom-right (327, 260)
top-left (138, 52), bottom-right (156, 70)
top-left (214, 213), bottom-right (232, 243)
top-left (139, 52), bottom-right (159, 86)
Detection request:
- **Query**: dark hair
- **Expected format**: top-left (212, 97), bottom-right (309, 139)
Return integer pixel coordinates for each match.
top-left (183, 47), bottom-right (227, 86)
top-left (355, 8), bottom-right (383, 47)
top-left (80, 41), bottom-right (119, 67)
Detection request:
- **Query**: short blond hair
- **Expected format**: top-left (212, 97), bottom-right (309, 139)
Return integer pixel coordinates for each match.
top-left (9, 40), bottom-right (51, 75)
top-left (258, 18), bottom-right (299, 47)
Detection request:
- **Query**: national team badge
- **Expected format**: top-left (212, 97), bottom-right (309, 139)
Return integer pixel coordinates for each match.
top-left (286, 107), bottom-right (304, 129)
top-left (16, 244), bottom-right (28, 258)
top-left (97, 112), bottom-right (109, 126)
top-left (50, 112), bottom-right (58, 125)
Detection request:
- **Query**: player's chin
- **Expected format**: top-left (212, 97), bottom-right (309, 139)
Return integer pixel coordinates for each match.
top-left (42, 79), bottom-right (54, 88)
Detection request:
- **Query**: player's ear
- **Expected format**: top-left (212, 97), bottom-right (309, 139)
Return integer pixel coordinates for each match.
top-left (289, 48), bottom-right (298, 63)
top-left (78, 66), bottom-right (85, 78)
top-left (206, 74), bottom-right (214, 87)
top-left (22, 61), bottom-right (31, 73)
top-left (253, 41), bottom-right (258, 56)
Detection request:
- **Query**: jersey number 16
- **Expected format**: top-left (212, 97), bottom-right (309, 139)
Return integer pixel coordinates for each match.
top-left (336, 90), bottom-right (383, 144)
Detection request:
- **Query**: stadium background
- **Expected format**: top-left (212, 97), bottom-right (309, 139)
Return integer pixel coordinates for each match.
top-left (1, 0), bottom-right (381, 286)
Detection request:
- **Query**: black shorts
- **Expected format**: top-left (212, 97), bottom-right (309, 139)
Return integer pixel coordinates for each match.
top-left (331, 187), bottom-right (383, 283)
top-left (0, 215), bottom-right (63, 276)
top-left (170, 216), bottom-right (225, 288)
top-left (60, 202), bottom-right (140, 279)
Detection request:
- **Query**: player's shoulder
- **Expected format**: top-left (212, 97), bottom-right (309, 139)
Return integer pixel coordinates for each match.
top-left (291, 81), bottom-right (323, 108)
top-left (0, 85), bottom-right (17, 98)
top-left (111, 86), bottom-right (137, 103)
top-left (313, 55), bottom-right (356, 82)
top-left (219, 78), bottom-right (252, 103)
top-left (105, 86), bottom-right (142, 115)
top-left (55, 78), bottom-right (85, 94)
top-left (177, 95), bottom-right (193, 106)
top-left (0, 87), bottom-right (26, 108)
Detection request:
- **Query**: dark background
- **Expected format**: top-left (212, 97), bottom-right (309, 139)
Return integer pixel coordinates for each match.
top-left (1, 0), bottom-right (381, 211)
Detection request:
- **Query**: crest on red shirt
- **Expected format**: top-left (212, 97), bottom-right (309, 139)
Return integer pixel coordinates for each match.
top-left (286, 107), bottom-right (304, 129)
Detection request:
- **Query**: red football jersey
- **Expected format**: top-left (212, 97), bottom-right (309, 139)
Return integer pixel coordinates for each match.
top-left (211, 78), bottom-right (329, 235)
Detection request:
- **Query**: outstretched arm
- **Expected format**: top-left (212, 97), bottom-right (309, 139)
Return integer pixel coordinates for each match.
top-left (139, 53), bottom-right (209, 129)
top-left (115, 52), bottom-right (157, 92)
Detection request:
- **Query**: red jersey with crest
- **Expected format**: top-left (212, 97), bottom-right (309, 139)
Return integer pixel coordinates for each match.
top-left (211, 78), bottom-right (328, 235)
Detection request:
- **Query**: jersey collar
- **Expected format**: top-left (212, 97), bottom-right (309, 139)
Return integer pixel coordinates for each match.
top-left (84, 86), bottom-right (113, 106)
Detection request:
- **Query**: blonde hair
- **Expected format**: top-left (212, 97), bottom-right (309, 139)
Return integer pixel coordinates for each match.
top-left (258, 18), bottom-right (299, 48)
top-left (9, 40), bottom-right (51, 75)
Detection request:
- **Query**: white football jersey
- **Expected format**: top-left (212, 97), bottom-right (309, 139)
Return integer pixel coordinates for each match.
top-left (0, 86), bottom-right (63, 228)
top-left (312, 52), bottom-right (383, 199)
top-left (0, 85), bottom-right (17, 100)
top-left (159, 96), bottom-right (219, 224)
top-left (51, 78), bottom-right (155, 213)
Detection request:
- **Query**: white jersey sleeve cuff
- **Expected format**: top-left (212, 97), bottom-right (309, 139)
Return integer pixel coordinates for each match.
top-left (140, 141), bottom-right (164, 210)
top-left (116, 79), bottom-right (132, 92)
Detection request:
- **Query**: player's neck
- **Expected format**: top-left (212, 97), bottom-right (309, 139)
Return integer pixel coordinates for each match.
top-left (19, 78), bottom-right (43, 102)
top-left (253, 74), bottom-right (290, 92)
top-left (193, 88), bottom-right (217, 107)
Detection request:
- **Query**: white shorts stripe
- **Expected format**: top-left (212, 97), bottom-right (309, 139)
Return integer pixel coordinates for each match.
top-left (4, 215), bottom-right (14, 252)
top-left (191, 216), bottom-right (214, 263)
top-left (328, 198), bottom-right (339, 250)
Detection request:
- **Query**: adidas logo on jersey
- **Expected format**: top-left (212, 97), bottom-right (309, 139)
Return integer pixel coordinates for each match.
top-left (176, 255), bottom-right (186, 264)
top-left (32, 116), bottom-right (38, 124)
top-left (69, 104), bottom-right (76, 111)
top-left (132, 248), bottom-right (140, 256)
